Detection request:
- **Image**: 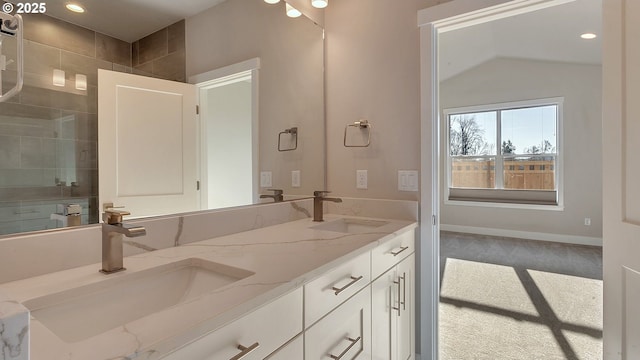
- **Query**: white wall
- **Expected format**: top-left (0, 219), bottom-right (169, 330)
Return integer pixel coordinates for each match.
top-left (324, 0), bottom-right (440, 199)
top-left (186, 0), bottom-right (325, 197)
top-left (205, 81), bottom-right (253, 209)
top-left (439, 57), bottom-right (603, 242)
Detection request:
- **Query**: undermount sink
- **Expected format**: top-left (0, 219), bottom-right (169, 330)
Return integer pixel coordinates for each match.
top-left (311, 218), bottom-right (389, 234)
top-left (24, 258), bottom-right (254, 343)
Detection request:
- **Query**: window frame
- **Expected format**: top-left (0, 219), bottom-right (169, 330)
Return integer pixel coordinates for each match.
top-left (443, 97), bottom-right (564, 209)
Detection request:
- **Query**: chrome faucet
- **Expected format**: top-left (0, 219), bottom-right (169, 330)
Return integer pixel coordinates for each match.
top-left (313, 191), bottom-right (342, 222)
top-left (100, 208), bottom-right (146, 274)
top-left (260, 189), bottom-right (284, 202)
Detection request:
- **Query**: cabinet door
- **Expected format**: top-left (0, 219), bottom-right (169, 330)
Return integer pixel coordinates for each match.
top-left (265, 335), bottom-right (303, 359)
top-left (396, 254), bottom-right (414, 360)
top-left (305, 287), bottom-right (372, 359)
top-left (371, 267), bottom-right (395, 360)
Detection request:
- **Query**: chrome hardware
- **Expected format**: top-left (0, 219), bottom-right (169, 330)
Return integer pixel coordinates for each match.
top-left (313, 190), bottom-right (342, 222)
top-left (278, 127), bottom-right (298, 151)
top-left (260, 188), bottom-right (284, 202)
top-left (230, 342), bottom-right (259, 360)
top-left (100, 208), bottom-right (146, 274)
top-left (0, 13), bottom-right (23, 103)
top-left (343, 119), bottom-right (371, 147)
top-left (331, 275), bottom-right (363, 295)
top-left (391, 246), bottom-right (409, 257)
top-left (393, 277), bottom-right (401, 316)
top-left (329, 336), bottom-right (361, 360)
top-left (401, 272), bottom-right (407, 311)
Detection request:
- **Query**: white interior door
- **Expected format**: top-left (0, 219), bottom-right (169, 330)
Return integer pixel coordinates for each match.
top-left (98, 69), bottom-right (199, 219)
top-left (603, 1), bottom-right (640, 359)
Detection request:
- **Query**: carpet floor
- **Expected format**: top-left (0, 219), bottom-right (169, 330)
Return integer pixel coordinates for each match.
top-left (439, 231), bottom-right (603, 360)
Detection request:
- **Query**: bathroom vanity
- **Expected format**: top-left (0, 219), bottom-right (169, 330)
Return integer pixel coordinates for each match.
top-left (0, 198), bottom-right (418, 360)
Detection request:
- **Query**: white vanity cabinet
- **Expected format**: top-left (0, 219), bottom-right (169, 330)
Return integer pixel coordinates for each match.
top-left (305, 286), bottom-right (372, 359)
top-left (372, 253), bottom-right (415, 360)
top-left (160, 288), bottom-right (303, 360)
top-left (265, 335), bottom-right (303, 359)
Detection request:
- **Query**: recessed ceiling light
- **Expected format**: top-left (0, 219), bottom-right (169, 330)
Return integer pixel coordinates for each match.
top-left (581, 33), bottom-right (597, 40)
top-left (66, 3), bottom-right (85, 13)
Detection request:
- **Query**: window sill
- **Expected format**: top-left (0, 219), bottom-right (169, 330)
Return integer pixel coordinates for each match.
top-left (444, 199), bottom-right (564, 211)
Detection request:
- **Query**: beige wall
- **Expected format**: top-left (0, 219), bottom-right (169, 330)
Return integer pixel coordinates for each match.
top-left (440, 58), bottom-right (603, 240)
top-left (324, 0), bottom-right (445, 199)
top-left (186, 0), bottom-right (324, 198)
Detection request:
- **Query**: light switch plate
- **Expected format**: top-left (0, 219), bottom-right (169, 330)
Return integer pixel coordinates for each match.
top-left (356, 170), bottom-right (368, 189)
top-left (260, 171), bottom-right (272, 187)
top-left (398, 170), bottom-right (418, 191)
top-left (292, 170), bottom-right (301, 188)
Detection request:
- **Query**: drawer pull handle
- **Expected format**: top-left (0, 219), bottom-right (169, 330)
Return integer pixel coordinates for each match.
top-left (329, 336), bottom-right (361, 359)
top-left (392, 278), bottom-right (401, 316)
top-left (230, 342), bottom-right (259, 360)
top-left (332, 275), bottom-right (364, 295)
top-left (390, 246), bottom-right (409, 257)
top-left (401, 272), bottom-right (407, 310)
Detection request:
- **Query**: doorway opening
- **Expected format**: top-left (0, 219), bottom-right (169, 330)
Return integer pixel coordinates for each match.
top-left (193, 59), bottom-right (260, 210)
top-left (419, 1), bottom-right (603, 359)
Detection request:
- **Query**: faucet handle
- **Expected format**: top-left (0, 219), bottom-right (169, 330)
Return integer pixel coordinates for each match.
top-left (102, 204), bottom-right (131, 225)
top-left (314, 190), bottom-right (331, 197)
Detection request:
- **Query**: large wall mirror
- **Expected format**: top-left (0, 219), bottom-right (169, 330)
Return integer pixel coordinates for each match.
top-left (0, 0), bottom-right (324, 236)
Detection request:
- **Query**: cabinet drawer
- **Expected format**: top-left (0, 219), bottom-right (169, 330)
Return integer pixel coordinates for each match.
top-left (265, 335), bottom-right (303, 359)
top-left (161, 288), bottom-right (302, 360)
top-left (305, 286), bottom-right (371, 360)
top-left (371, 229), bottom-right (415, 280)
top-left (304, 251), bottom-right (370, 327)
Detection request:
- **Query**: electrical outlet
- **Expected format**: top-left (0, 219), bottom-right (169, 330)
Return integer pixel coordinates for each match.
top-left (356, 170), bottom-right (368, 189)
top-left (584, 218), bottom-right (591, 226)
top-left (260, 171), bottom-right (272, 187)
top-left (292, 170), bottom-right (301, 188)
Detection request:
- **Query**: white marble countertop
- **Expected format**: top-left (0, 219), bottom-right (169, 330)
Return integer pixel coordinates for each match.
top-left (0, 214), bottom-right (417, 360)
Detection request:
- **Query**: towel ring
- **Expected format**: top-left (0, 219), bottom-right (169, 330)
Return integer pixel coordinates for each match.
top-left (278, 127), bottom-right (298, 151)
top-left (344, 120), bottom-right (371, 147)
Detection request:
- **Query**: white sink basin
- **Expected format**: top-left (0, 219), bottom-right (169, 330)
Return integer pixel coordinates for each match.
top-left (24, 258), bottom-right (254, 343)
top-left (311, 218), bottom-right (389, 234)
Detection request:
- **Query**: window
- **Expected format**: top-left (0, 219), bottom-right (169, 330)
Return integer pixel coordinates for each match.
top-left (445, 98), bottom-right (561, 206)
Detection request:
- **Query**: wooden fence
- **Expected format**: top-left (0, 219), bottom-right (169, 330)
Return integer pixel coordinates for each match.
top-left (451, 159), bottom-right (555, 190)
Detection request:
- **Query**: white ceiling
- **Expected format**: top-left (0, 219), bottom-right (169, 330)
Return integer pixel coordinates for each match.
top-left (14, 0), bottom-right (228, 42)
top-left (439, 0), bottom-right (602, 81)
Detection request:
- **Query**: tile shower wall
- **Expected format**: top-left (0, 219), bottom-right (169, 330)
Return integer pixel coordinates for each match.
top-left (132, 20), bottom-right (186, 82)
top-left (0, 14), bottom-right (186, 235)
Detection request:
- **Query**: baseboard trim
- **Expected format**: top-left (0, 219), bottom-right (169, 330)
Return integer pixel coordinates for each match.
top-left (440, 224), bottom-right (602, 247)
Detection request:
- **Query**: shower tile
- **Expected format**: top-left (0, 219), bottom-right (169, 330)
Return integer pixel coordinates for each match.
top-left (24, 41), bottom-right (60, 76)
top-left (131, 41), bottom-right (139, 67)
top-left (61, 51), bottom-right (99, 87)
top-left (0, 169), bottom-right (48, 187)
top-left (0, 201), bottom-right (21, 223)
top-left (23, 14), bottom-right (96, 57)
top-left (96, 32), bottom-right (131, 67)
top-left (0, 135), bottom-right (21, 169)
top-left (20, 83), bottom-right (96, 114)
top-left (153, 50), bottom-right (186, 82)
top-left (75, 140), bottom-right (98, 169)
top-left (0, 102), bottom-right (61, 120)
top-left (42, 139), bottom-right (57, 167)
top-left (133, 61), bottom-right (153, 77)
top-left (0, 186), bottom-right (61, 202)
top-left (168, 20), bottom-right (185, 53)
top-left (59, 111), bottom-right (97, 141)
top-left (137, 28), bottom-right (168, 64)
top-left (20, 137), bottom-right (44, 168)
top-left (112, 64), bottom-right (133, 74)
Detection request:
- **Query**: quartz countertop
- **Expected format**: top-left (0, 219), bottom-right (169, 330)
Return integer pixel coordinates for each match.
top-left (0, 214), bottom-right (417, 360)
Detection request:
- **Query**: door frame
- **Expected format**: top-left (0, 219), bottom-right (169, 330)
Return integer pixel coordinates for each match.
top-left (418, 0), bottom-right (580, 358)
top-left (189, 58), bottom-right (261, 208)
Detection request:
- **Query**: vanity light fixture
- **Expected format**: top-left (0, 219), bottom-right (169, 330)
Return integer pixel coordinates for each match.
top-left (75, 74), bottom-right (87, 90)
top-left (65, 3), bottom-right (85, 13)
top-left (580, 32), bottom-right (597, 40)
top-left (264, 0), bottom-right (280, 3)
top-left (53, 69), bottom-right (65, 87)
top-left (286, 3), bottom-right (302, 18)
top-left (311, 0), bottom-right (328, 8)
